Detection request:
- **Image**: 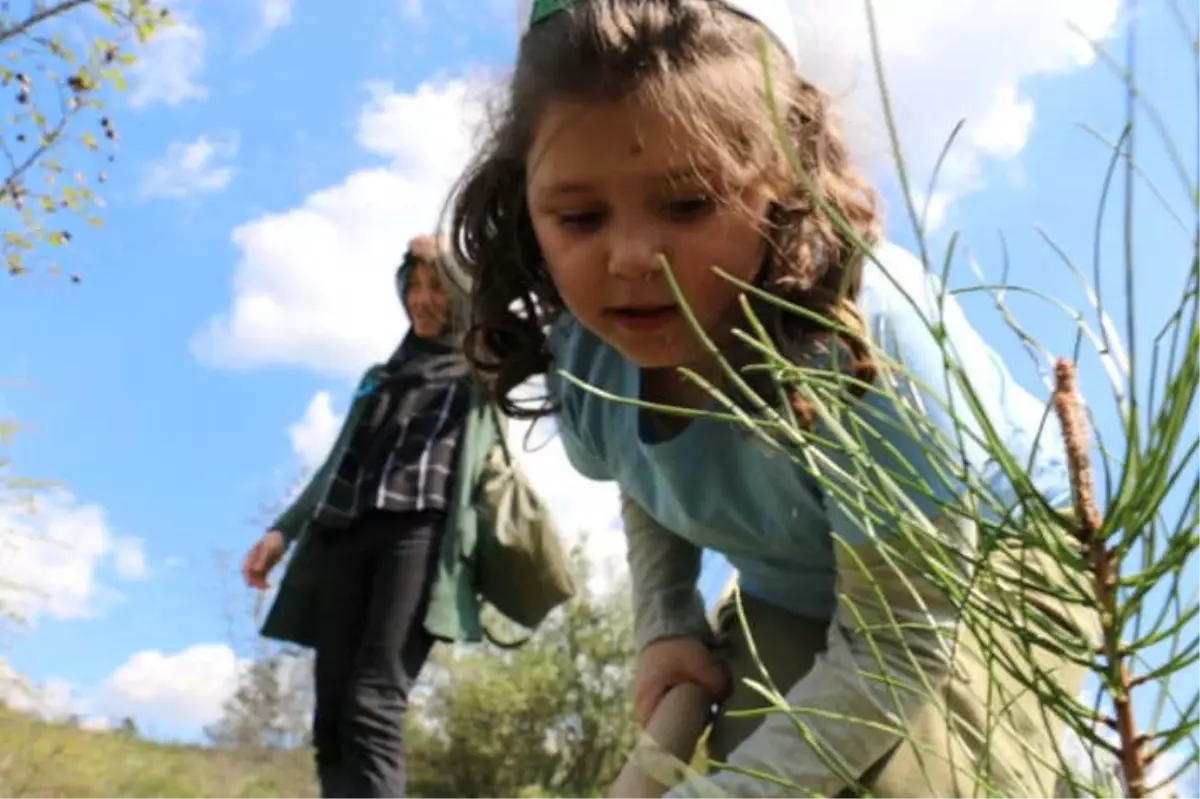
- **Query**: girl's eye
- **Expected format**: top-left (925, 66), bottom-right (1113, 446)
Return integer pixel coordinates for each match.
top-left (556, 209), bottom-right (606, 230)
top-left (663, 196), bottom-right (715, 221)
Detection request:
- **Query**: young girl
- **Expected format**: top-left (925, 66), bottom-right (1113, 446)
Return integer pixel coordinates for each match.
top-left (450, 0), bottom-right (1100, 796)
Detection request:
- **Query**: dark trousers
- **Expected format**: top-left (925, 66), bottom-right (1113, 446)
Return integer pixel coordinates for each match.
top-left (312, 509), bottom-right (444, 798)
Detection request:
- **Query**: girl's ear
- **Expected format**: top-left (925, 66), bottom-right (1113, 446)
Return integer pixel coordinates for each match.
top-left (754, 200), bottom-right (784, 285)
top-left (754, 241), bottom-right (774, 287)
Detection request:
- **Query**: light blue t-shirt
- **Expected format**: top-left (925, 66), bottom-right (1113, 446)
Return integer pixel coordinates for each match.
top-left (547, 243), bottom-right (1071, 621)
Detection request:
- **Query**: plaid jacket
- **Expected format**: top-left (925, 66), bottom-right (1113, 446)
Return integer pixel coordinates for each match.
top-left (312, 361), bottom-right (471, 528)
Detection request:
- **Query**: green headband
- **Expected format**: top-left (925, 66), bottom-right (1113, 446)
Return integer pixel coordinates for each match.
top-left (524, 0), bottom-right (802, 65)
top-left (529, 0), bottom-right (575, 25)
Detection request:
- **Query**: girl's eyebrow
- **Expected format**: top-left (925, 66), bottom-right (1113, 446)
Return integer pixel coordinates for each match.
top-left (649, 168), bottom-right (707, 186)
top-left (535, 168), bottom-right (709, 200)
top-left (535, 181), bottom-right (595, 199)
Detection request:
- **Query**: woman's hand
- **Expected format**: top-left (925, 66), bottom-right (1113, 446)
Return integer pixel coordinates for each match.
top-left (634, 635), bottom-right (730, 728)
top-left (241, 530), bottom-right (286, 590)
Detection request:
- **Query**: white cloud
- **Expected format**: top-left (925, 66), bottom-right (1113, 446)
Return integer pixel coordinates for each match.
top-left (0, 657), bottom-right (100, 725)
top-left (111, 537), bottom-right (149, 581)
top-left (193, 0), bottom-right (1125, 366)
top-left (256, 0), bottom-right (293, 36)
top-left (288, 391), bottom-right (342, 472)
top-left (0, 489), bottom-right (148, 623)
top-left (788, 0), bottom-right (1120, 229)
top-left (242, 0), bottom-right (294, 51)
top-left (101, 643), bottom-right (246, 729)
top-left (77, 715), bottom-right (113, 732)
top-left (192, 79), bottom-right (485, 377)
top-left (5, 678), bottom-right (80, 718)
top-left (0, 657), bottom-right (40, 714)
top-left (4, 644), bottom-right (250, 736)
top-left (128, 12), bottom-right (207, 109)
top-left (139, 134), bottom-right (239, 200)
top-left (400, 0), bottom-right (423, 23)
top-left (195, 2), bottom-right (1121, 586)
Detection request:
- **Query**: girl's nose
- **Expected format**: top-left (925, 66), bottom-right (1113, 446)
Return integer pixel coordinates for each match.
top-left (607, 228), bottom-right (659, 281)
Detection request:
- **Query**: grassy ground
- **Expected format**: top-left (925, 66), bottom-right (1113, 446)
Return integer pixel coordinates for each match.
top-left (0, 704), bottom-right (664, 798)
top-left (0, 709), bottom-right (316, 798)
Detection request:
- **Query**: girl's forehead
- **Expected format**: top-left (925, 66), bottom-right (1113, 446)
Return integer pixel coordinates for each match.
top-left (526, 99), bottom-right (720, 191)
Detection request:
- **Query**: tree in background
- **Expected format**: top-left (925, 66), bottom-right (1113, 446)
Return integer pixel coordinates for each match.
top-left (115, 716), bottom-right (138, 739)
top-left (1, 0), bottom-right (170, 709)
top-left (1, 0), bottom-right (168, 280)
top-left (205, 649), bottom-right (314, 751)
top-left (203, 472), bottom-right (319, 751)
top-left (406, 546), bottom-right (639, 798)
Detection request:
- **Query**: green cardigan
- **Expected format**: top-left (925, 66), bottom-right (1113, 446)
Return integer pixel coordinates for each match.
top-left (259, 365), bottom-right (496, 647)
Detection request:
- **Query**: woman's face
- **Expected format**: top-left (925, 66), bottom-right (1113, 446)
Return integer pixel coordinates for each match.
top-left (404, 261), bottom-right (451, 339)
top-left (525, 97), bottom-right (771, 372)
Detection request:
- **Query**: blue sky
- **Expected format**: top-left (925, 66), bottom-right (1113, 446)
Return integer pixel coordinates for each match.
top-left (0, 0), bottom-right (1194, 778)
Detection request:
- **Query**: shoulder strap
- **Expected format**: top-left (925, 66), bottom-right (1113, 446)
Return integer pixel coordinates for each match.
top-left (477, 398), bottom-right (523, 648)
top-left (486, 401), bottom-right (514, 467)
top-left (483, 622), bottom-right (530, 650)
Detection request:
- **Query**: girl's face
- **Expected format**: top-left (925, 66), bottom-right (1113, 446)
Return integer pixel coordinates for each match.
top-left (526, 99), bottom-right (771, 372)
top-left (405, 262), bottom-right (451, 339)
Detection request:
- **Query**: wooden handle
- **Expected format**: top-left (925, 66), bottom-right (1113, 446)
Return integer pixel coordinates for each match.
top-left (609, 682), bottom-right (712, 798)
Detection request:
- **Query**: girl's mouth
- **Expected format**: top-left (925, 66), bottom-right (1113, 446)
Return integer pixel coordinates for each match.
top-left (605, 305), bottom-right (679, 332)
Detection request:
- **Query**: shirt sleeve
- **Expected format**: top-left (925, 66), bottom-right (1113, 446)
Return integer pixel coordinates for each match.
top-left (621, 491), bottom-right (715, 650)
top-left (270, 471), bottom-right (323, 544)
top-left (668, 513), bottom-right (974, 798)
top-left (271, 371), bottom-right (377, 544)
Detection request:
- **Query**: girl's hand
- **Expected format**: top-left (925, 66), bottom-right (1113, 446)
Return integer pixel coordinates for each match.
top-left (634, 636), bottom-right (730, 728)
top-left (241, 530), bottom-right (286, 590)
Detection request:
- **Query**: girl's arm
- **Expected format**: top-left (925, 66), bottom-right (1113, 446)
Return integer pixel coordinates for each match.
top-left (621, 491), bottom-right (714, 649)
top-left (669, 513), bottom-right (974, 798)
top-left (670, 247), bottom-right (1075, 796)
top-left (666, 291), bottom-right (972, 795)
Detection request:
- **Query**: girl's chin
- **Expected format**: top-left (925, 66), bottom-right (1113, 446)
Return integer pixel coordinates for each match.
top-left (610, 338), bottom-right (697, 371)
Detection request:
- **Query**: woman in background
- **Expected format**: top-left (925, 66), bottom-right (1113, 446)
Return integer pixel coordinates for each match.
top-left (241, 235), bottom-right (495, 799)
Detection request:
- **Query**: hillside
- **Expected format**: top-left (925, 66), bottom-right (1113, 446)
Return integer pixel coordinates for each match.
top-left (0, 709), bottom-right (315, 798)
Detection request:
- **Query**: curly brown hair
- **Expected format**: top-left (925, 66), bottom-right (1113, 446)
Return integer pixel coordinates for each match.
top-left (448, 0), bottom-right (882, 422)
